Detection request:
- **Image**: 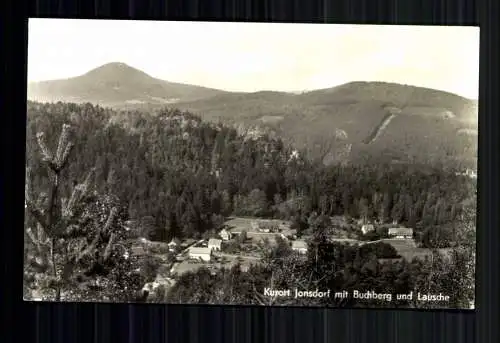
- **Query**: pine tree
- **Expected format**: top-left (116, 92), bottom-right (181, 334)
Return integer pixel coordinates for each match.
top-left (24, 124), bottom-right (139, 301)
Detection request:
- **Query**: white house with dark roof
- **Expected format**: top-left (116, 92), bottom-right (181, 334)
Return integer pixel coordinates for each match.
top-left (167, 238), bottom-right (180, 252)
top-left (188, 247), bottom-right (212, 261)
top-left (219, 228), bottom-right (232, 241)
top-left (208, 238), bottom-right (222, 251)
top-left (388, 227), bottom-right (413, 239)
top-left (251, 220), bottom-right (278, 233)
top-left (361, 224), bottom-right (375, 234)
top-left (291, 240), bottom-right (308, 254)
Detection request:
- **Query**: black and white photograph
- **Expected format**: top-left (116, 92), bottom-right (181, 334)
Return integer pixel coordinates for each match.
top-left (24, 19), bottom-right (478, 309)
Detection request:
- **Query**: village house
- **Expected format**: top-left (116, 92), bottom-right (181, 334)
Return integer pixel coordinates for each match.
top-left (291, 240), bottom-right (308, 254)
top-left (260, 226), bottom-right (271, 233)
top-left (288, 149), bottom-right (300, 162)
top-left (388, 227), bottom-right (414, 239)
top-left (167, 238), bottom-right (180, 252)
top-left (219, 228), bottom-right (232, 241)
top-left (456, 169), bottom-right (477, 179)
top-left (465, 169), bottom-right (477, 179)
top-left (188, 247), bottom-right (212, 261)
top-left (259, 223), bottom-right (272, 233)
top-left (361, 224), bottom-right (375, 235)
top-left (208, 238), bottom-right (222, 251)
top-left (269, 223), bottom-right (280, 232)
top-left (251, 220), bottom-right (279, 233)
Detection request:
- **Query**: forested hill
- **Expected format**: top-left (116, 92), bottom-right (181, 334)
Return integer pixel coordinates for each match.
top-left (176, 81), bottom-right (478, 169)
top-left (27, 63), bottom-right (477, 169)
top-left (26, 101), bottom-right (476, 244)
top-left (27, 62), bottom-right (227, 105)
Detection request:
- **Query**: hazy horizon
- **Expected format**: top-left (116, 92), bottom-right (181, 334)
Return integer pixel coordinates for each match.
top-left (28, 19), bottom-right (480, 100)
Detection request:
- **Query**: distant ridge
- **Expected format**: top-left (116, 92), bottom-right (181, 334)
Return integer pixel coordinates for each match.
top-left (175, 80), bottom-right (477, 168)
top-left (27, 62), bottom-right (478, 168)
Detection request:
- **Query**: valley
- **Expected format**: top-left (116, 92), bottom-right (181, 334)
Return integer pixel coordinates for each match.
top-left (24, 63), bottom-right (477, 309)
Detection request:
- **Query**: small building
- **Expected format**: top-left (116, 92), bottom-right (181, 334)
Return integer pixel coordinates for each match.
top-left (219, 228), bottom-right (232, 241)
top-left (291, 240), bottom-right (308, 254)
top-left (259, 225), bottom-right (270, 233)
top-left (258, 221), bottom-right (279, 233)
top-left (361, 224), bottom-right (375, 235)
top-left (388, 227), bottom-right (413, 239)
top-left (465, 169), bottom-right (477, 179)
top-left (268, 223), bottom-right (280, 233)
top-left (188, 247), bottom-right (212, 261)
top-left (167, 238), bottom-right (180, 252)
top-left (208, 238), bottom-right (222, 251)
top-left (288, 150), bottom-right (300, 161)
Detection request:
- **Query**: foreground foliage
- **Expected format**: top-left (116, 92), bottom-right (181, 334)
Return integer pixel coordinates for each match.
top-left (24, 123), bottom-right (147, 301)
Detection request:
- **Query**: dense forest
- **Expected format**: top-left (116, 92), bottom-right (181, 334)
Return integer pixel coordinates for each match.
top-left (24, 101), bottom-right (476, 307)
top-left (25, 101), bottom-right (476, 243)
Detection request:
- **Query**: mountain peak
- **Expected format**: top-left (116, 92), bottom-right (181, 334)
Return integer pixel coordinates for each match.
top-left (89, 62), bottom-right (138, 71)
top-left (27, 62), bottom-right (227, 105)
top-left (82, 62), bottom-right (154, 83)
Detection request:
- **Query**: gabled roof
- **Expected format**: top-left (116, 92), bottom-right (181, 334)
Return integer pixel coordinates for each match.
top-left (208, 238), bottom-right (222, 246)
top-left (188, 247), bottom-right (212, 255)
top-left (292, 240), bottom-right (307, 249)
top-left (388, 227), bottom-right (413, 235)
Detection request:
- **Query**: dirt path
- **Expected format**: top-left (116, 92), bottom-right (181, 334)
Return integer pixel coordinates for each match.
top-left (365, 113), bottom-right (397, 144)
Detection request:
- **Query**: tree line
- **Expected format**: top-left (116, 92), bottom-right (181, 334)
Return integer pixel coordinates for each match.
top-left (26, 101), bottom-right (476, 247)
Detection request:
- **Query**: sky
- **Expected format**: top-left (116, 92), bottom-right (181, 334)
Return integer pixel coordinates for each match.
top-left (27, 19), bottom-right (480, 99)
